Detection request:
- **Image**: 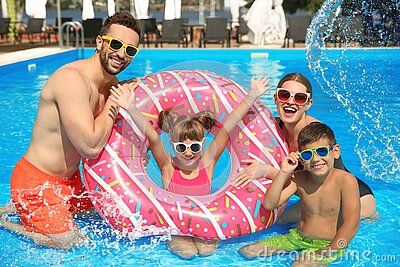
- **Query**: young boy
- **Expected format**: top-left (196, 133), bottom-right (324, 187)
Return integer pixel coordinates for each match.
top-left (239, 122), bottom-right (360, 265)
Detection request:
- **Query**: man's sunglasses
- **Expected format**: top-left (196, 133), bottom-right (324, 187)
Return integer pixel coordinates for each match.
top-left (299, 145), bottom-right (335, 161)
top-left (101, 36), bottom-right (140, 58)
top-left (172, 139), bottom-right (205, 154)
top-left (276, 88), bottom-right (310, 105)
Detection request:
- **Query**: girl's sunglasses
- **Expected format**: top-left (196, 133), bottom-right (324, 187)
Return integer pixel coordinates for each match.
top-left (299, 145), bottom-right (335, 161)
top-left (172, 139), bottom-right (205, 154)
top-left (101, 35), bottom-right (140, 58)
top-left (276, 88), bottom-right (310, 105)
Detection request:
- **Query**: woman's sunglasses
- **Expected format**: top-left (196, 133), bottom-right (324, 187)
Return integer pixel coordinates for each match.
top-left (101, 36), bottom-right (140, 58)
top-left (172, 139), bottom-right (205, 154)
top-left (299, 145), bottom-right (335, 161)
top-left (276, 88), bottom-right (310, 105)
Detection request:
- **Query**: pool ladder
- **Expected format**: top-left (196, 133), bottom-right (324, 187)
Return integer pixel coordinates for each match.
top-left (61, 21), bottom-right (85, 56)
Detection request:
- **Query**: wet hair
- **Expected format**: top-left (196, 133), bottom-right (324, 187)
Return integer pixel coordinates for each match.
top-left (158, 108), bottom-right (217, 142)
top-left (277, 73), bottom-right (313, 98)
top-left (99, 12), bottom-right (140, 37)
top-left (297, 122), bottom-right (336, 150)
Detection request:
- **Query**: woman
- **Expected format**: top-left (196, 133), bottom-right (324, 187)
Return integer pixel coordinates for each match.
top-left (234, 73), bottom-right (376, 222)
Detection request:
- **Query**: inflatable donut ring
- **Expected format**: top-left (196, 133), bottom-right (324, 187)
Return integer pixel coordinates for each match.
top-left (83, 70), bottom-right (289, 240)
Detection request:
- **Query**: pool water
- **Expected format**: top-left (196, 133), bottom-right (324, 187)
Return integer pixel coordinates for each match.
top-left (0, 49), bottom-right (399, 266)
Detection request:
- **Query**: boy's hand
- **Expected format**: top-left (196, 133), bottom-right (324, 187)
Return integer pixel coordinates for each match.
top-left (249, 75), bottom-right (271, 98)
top-left (110, 83), bottom-right (135, 110)
top-left (280, 152), bottom-right (300, 174)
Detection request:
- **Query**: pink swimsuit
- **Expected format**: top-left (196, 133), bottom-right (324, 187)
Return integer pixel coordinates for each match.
top-left (166, 160), bottom-right (211, 196)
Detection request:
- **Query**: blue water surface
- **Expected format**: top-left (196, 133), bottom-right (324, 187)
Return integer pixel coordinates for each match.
top-left (0, 49), bottom-right (399, 266)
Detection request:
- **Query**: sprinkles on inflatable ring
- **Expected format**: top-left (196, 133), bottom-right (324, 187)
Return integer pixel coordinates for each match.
top-left (83, 70), bottom-right (289, 240)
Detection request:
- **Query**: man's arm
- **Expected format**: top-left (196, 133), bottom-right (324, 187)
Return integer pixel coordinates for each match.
top-left (329, 174), bottom-right (360, 250)
top-left (52, 68), bottom-right (118, 159)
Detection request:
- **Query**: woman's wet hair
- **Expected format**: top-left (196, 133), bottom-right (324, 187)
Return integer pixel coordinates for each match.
top-left (297, 122), bottom-right (336, 150)
top-left (99, 12), bottom-right (141, 36)
top-left (277, 73), bottom-right (313, 98)
top-left (158, 108), bottom-right (217, 142)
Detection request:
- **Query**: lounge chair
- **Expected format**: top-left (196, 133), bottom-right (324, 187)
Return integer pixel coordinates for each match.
top-left (155, 20), bottom-right (188, 48)
top-left (236, 17), bottom-right (250, 44)
top-left (285, 15), bottom-right (311, 48)
top-left (138, 18), bottom-right (160, 47)
top-left (0, 18), bottom-right (10, 41)
top-left (327, 15), bottom-right (369, 47)
top-left (200, 17), bottom-right (229, 47)
top-left (347, 15), bottom-right (367, 46)
top-left (17, 18), bottom-right (45, 43)
top-left (55, 17), bottom-right (73, 28)
top-left (82, 18), bottom-right (103, 45)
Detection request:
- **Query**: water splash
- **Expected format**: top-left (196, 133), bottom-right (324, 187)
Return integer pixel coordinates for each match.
top-left (306, 0), bottom-right (400, 182)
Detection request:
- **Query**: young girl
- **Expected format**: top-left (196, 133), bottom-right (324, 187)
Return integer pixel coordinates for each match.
top-left (110, 75), bottom-right (270, 259)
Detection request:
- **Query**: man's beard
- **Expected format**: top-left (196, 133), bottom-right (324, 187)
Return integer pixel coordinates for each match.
top-left (99, 48), bottom-right (129, 75)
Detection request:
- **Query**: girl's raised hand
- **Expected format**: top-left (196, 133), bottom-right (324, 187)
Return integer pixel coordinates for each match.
top-left (110, 83), bottom-right (134, 110)
top-left (249, 75), bottom-right (271, 98)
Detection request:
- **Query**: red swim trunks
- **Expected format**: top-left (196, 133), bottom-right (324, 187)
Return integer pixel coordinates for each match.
top-left (10, 158), bottom-right (93, 234)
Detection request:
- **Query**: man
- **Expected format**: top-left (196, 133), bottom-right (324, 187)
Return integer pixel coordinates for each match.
top-left (0, 12), bottom-right (141, 249)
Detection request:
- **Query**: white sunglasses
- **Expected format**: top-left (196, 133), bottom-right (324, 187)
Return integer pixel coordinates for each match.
top-left (171, 138), bottom-right (205, 154)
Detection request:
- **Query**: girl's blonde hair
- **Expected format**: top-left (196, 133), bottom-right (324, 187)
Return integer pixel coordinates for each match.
top-left (158, 108), bottom-right (217, 142)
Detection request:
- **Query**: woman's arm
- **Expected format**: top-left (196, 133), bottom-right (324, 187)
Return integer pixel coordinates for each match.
top-left (203, 76), bottom-right (271, 167)
top-left (233, 159), bottom-right (279, 187)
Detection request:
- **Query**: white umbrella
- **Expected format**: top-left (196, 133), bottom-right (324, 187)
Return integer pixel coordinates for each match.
top-left (175, 0), bottom-right (181, 19)
top-left (25, 0), bottom-right (35, 17)
top-left (26, 0), bottom-right (47, 19)
top-left (165, 0), bottom-right (181, 20)
top-left (82, 0), bottom-right (95, 20)
top-left (135, 0), bottom-right (149, 19)
top-left (273, 0), bottom-right (286, 39)
top-left (224, 0), bottom-right (230, 9)
top-left (108, 0), bottom-right (115, 17)
top-left (34, 0), bottom-right (47, 19)
top-left (1, 0), bottom-right (8, 18)
top-left (230, 0), bottom-right (247, 28)
top-left (164, 0), bottom-right (175, 20)
top-left (245, 0), bottom-right (275, 45)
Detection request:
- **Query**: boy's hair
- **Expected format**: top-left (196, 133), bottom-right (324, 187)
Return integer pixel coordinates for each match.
top-left (158, 108), bottom-right (217, 142)
top-left (277, 73), bottom-right (313, 98)
top-left (297, 122), bottom-right (336, 149)
top-left (99, 12), bottom-right (140, 37)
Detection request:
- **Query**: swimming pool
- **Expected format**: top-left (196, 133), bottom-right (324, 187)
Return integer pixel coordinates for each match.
top-left (0, 48), bottom-right (399, 266)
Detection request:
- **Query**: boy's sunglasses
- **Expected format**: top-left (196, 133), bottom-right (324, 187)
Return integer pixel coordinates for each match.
top-left (101, 35), bottom-right (140, 58)
top-left (172, 139), bottom-right (205, 154)
top-left (276, 88), bottom-right (310, 105)
top-left (299, 145), bottom-right (335, 161)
